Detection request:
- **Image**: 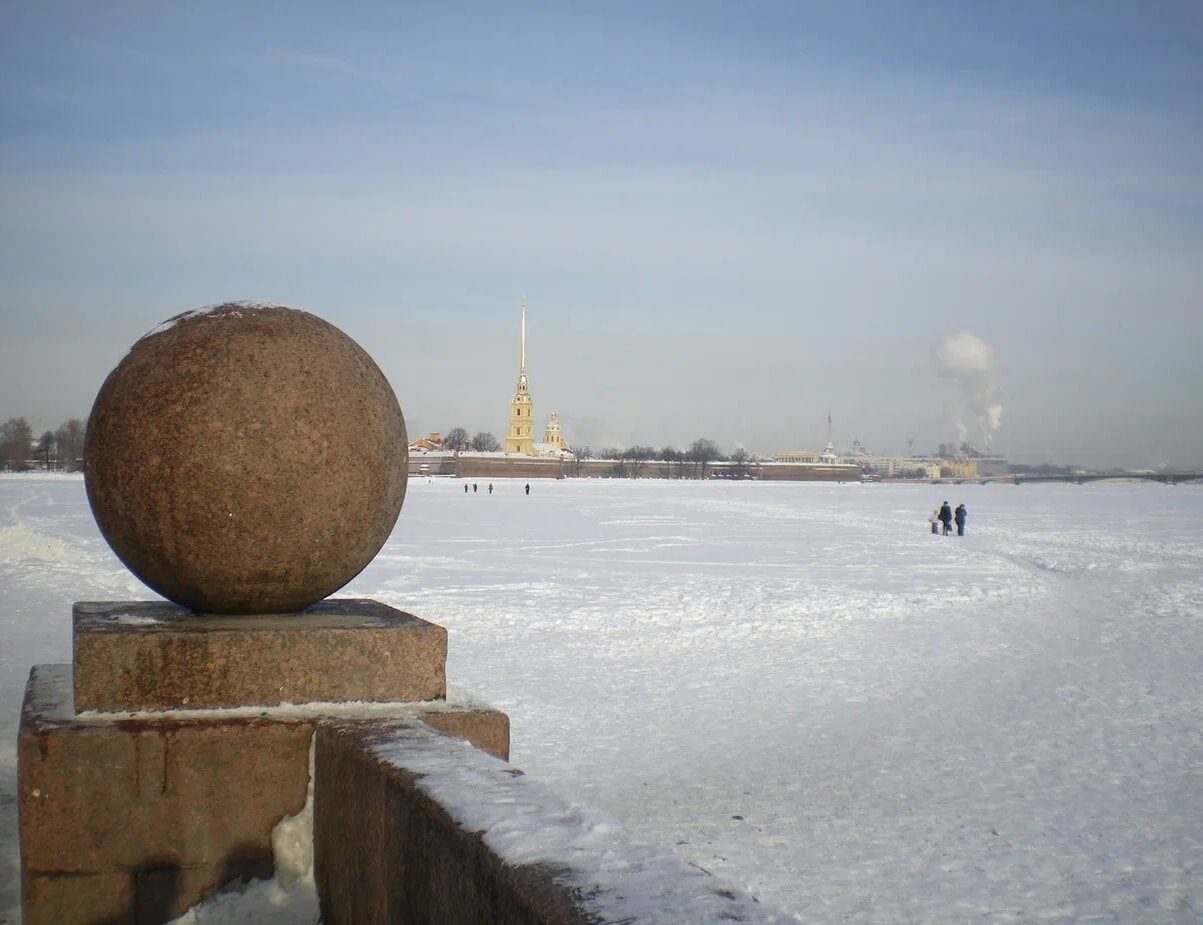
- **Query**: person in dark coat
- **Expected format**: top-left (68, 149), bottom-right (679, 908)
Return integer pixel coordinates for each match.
top-left (939, 501), bottom-right (953, 535)
top-left (473, 483), bottom-right (478, 492)
top-left (525, 483), bottom-right (530, 496)
top-left (488, 483), bottom-right (493, 494)
top-left (954, 503), bottom-right (967, 536)
top-left (464, 483), bottom-right (468, 494)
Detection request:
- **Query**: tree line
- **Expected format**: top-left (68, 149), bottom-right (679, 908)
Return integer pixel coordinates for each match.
top-left (574, 439), bottom-right (750, 479)
top-left (438, 429), bottom-right (753, 479)
top-left (441, 428), bottom-right (503, 453)
top-left (1, 417), bottom-right (87, 471)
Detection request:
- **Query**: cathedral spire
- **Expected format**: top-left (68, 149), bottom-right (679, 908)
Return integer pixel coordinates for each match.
top-left (507, 300), bottom-right (535, 455)
top-left (520, 300), bottom-right (527, 373)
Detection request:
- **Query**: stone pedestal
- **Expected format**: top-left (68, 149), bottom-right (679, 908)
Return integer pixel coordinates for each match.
top-left (74, 599), bottom-right (447, 711)
top-left (19, 600), bottom-right (508, 925)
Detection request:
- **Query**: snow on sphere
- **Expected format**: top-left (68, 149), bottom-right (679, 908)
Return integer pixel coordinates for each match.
top-left (84, 303), bottom-right (408, 614)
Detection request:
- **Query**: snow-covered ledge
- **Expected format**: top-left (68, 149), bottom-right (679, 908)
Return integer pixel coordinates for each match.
top-left (315, 721), bottom-right (791, 924)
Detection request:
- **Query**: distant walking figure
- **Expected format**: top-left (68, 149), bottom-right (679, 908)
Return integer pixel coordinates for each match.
top-left (464, 484), bottom-right (468, 494)
top-left (929, 508), bottom-right (940, 535)
top-left (524, 483), bottom-right (531, 496)
top-left (955, 503), bottom-right (967, 537)
top-left (939, 501), bottom-right (953, 536)
top-left (488, 483), bottom-right (494, 494)
top-left (473, 483), bottom-right (478, 493)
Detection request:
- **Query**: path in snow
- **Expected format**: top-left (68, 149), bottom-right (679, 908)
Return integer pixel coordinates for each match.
top-left (0, 475), bottom-right (1200, 922)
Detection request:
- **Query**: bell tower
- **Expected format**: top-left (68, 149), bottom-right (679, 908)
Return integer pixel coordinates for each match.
top-left (505, 302), bottom-right (535, 455)
top-left (544, 411), bottom-right (565, 450)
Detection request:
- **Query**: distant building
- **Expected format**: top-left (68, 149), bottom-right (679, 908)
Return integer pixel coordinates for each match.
top-left (931, 441), bottom-right (1010, 478)
top-left (936, 459), bottom-right (978, 479)
top-left (544, 411), bottom-right (566, 450)
top-left (505, 302), bottom-right (536, 455)
top-left (775, 450), bottom-right (821, 464)
top-left (410, 433), bottom-right (444, 452)
top-left (779, 433), bottom-right (932, 477)
top-left (973, 457), bottom-right (1011, 477)
top-left (532, 410), bottom-right (573, 459)
top-left (780, 412), bottom-right (846, 466)
top-left (841, 440), bottom-right (931, 477)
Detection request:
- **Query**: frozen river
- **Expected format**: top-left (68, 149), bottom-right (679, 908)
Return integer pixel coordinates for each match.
top-left (1, 475), bottom-right (1200, 922)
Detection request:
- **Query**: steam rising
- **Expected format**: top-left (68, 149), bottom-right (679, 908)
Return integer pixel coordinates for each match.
top-left (934, 332), bottom-right (1005, 447)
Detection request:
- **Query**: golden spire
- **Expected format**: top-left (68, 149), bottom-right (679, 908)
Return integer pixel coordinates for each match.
top-left (520, 299), bottom-right (527, 373)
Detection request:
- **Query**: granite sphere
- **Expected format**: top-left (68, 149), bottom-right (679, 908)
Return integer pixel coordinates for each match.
top-left (85, 303), bottom-right (408, 613)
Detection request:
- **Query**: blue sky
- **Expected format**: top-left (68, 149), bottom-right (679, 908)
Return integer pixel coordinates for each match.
top-left (2, 2), bottom-right (1201, 465)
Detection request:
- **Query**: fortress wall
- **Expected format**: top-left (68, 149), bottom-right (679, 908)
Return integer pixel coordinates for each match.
top-left (575, 459), bottom-right (686, 478)
top-left (408, 455), bottom-right (457, 476)
top-left (454, 456), bottom-right (566, 479)
top-left (409, 456), bottom-right (863, 481)
top-left (754, 463), bottom-right (861, 482)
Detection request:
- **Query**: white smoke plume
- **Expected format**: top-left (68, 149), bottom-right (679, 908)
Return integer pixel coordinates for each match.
top-left (934, 331), bottom-right (1005, 448)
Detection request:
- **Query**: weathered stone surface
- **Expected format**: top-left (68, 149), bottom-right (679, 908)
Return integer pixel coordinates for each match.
top-left (73, 599), bottom-right (447, 711)
top-left (21, 871), bottom-right (135, 925)
top-left (315, 722), bottom-right (779, 925)
top-left (20, 667), bottom-right (312, 874)
top-left (84, 302), bottom-right (408, 614)
top-left (420, 706), bottom-right (510, 762)
top-left (19, 664), bottom-right (510, 924)
top-left (21, 863), bottom-right (275, 925)
top-left (135, 858), bottom-right (274, 923)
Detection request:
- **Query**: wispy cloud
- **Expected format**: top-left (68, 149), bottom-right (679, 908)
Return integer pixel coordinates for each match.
top-left (270, 47), bottom-right (393, 88)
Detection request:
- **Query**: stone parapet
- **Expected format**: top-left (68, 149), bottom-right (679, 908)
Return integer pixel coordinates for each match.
top-left (73, 598), bottom-right (447, 711)
top-left (19, 663), bottom-right (508, 925)
top-left (315, 721), bottom-right (787, 925)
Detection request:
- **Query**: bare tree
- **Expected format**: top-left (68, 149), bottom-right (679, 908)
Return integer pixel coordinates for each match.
top-left (660, 446), bottom-right (683, 479)
top-left (597, 446), bottom-right (626, 477)
top-left (470, 431), bottom-right (501, 452)
top-left (1, 417), bottom-right (34, 471)
top-left (687, 437), bottom-right (720, 479)
top-left (37, 431), bottom-right (57, 469)
top-left (622, 445), bottom-right (655, 478)
top-left (55, 418), bottom-right (86, 471)
top-left (729, 447), bottom-right (751, 480)
top-left (571, 445), bottom-right (592, 477)
top-left (443, 427), bottom-right (470, 454)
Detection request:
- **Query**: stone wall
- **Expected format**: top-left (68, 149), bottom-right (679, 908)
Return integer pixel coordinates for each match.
top-left (409, 455), bottom-right (863, 481)
top-left (315, 721), bottom-right (789, 924)
top-left (753, 462), bottom-right (861, 481)
top-left (19, 663), bottom-right (508, 925)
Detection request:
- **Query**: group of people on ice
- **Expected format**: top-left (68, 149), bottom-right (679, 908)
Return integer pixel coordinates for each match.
top-left (930, 501), bottom-right (967, 536)
top-left (464, 482), bottom-right (530, 495)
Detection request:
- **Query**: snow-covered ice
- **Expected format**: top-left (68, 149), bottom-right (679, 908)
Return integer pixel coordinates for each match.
top-left (1, 474), bottom-right (1200, 922)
